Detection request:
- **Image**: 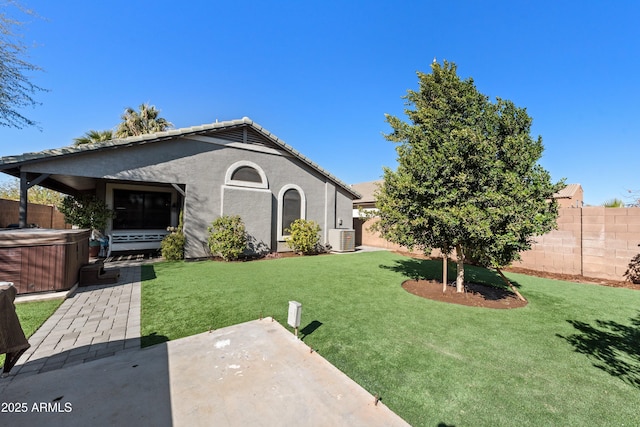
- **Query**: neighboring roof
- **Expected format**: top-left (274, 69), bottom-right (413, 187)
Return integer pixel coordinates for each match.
top-left (0, 117), bottom-right (360, 199)
top-left (553, 183), bottom-right (582, 199)
top-left (350, 180), bottom-right (383, 204)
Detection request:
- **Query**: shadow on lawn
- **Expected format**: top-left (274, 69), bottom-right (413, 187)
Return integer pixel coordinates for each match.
top-left (142, 332), bottom-right (170, 348)
top-left (558, 312), bottom-right (640, 388)
top-left (380, 257), bottom-right (522, 289)
top-left (141, 264), bottom-right (157, 281)
top-left (299, 320), bottom-right (323, 341)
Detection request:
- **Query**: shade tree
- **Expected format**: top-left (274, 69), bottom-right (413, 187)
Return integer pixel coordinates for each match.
top-left (374, 61), bottom-right (563, 295)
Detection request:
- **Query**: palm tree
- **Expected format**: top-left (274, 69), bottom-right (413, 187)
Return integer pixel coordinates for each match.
top-left (603, 198), bottom-right (625, 208)
top-left (114, 103), bottom-right (173, 138)
top-left (73, 129), bottom-right (113, 146)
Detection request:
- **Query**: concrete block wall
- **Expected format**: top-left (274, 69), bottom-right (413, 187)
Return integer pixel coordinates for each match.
top-left (357, 207), bottom-right (640, 282)
top-left (518, 208), bottom-right (582, 276)
top-left (512, 207), bottom-right (640, 281)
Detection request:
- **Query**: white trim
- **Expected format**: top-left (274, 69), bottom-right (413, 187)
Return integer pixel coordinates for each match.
top-left (224, 160), bottom-right (269, 189)
top-left (324, 183), bottom-right (329, 244)
top-left (277, 184), bottom-right (306, 241)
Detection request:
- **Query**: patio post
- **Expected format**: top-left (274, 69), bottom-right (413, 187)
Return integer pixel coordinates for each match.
top-left (19, 171), bottom-right (28, 228)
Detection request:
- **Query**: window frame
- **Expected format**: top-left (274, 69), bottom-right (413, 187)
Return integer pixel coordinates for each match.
top-left (277, 184), bottom-right (306, 240)
top-left (224, 160), bottom-right (268, 189)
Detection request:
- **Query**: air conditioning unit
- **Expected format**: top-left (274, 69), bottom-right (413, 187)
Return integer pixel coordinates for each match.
top-left (328, 229), bottom-right (356, 252)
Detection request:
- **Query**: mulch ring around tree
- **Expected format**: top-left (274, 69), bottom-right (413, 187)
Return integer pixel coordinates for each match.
top-left (402, 279), bottom-right (528, 309)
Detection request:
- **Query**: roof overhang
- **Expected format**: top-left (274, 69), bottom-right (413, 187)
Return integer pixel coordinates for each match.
top-left (0, 117), bottom-right (361, 199)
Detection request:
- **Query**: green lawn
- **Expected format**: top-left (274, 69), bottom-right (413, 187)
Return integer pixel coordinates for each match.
top-left (0, 298), bottom-right (63, 368)
top-left (141, 251), bottom-right (640, 426)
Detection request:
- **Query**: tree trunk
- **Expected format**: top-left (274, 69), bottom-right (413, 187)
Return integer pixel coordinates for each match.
top-left (442, 254), bottom-right (448, 293)
top-left (455, 244), bottom-right (464, 293)
top-left (495, 267), bottom-right (527, 302)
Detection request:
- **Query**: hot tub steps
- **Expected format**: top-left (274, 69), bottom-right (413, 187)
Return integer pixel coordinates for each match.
top-left (79, 260), bottom-right (120, 286)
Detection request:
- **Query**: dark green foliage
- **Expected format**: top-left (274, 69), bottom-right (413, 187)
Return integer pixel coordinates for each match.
top-left (58, 194), bottom-right (114, 232)
top-left (207, 215), bottom-right (247, 261)
top-left (285, 218), bottom-right (321, 254)
top-left (375, 61), bottom-right (563, 279)
top-left (161, 211), bottom-right (185, 260)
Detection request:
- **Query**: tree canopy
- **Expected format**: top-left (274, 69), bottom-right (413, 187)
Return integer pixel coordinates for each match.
top-left (0, 178), bottom-right (62, 205)
top-left (375, 61), bottom-right (563, 292)
top-left (114, 103), bottom-right (173, 138)
top-left (73, 129), bottom-right (113, 145)
top-left (0, 1), bottom-right (46, 128)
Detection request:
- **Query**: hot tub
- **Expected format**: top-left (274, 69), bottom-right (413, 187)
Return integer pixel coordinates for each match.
top-left (0, 229), bottom-right (90, 294)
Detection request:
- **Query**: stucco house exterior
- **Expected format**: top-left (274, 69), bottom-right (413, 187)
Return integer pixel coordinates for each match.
top-left (552, 183), bottom-right (583, 208)
top-left (0, 117), bottom-right (359, 258)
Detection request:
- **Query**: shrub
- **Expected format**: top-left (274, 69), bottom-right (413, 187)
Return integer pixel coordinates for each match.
top-left (161, 232), bottom-right (185, 260)
top-left (58, 194), bottom-right (114, 232)
top-left (208, 215), bottom-right (247, 261)
top-left (161, 211), bottom-right (185, 261)
top-left (625, 244), bottom-right (640, 284)
top-left (285, 219), bottom-right (321, 255)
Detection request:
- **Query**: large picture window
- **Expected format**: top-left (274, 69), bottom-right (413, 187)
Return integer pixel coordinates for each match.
top-left (113, 189), bottom-right (171, 229)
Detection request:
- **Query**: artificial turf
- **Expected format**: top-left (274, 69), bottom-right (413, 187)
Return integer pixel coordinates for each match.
top-left (141, 251), bottom-right (640, 426)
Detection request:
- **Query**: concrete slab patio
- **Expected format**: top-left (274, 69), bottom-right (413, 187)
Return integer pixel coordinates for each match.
top-left (1, 318), bottom-right (409, 426)
top-left (2, 253), bottom-right (409, 426)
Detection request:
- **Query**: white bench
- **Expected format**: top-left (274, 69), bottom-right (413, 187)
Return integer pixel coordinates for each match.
top-left (107, 229), bottom-right (169, 256)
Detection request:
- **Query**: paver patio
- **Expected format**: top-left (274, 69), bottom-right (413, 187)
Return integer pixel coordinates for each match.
top-left (1, 259), bottom-right (142, 393)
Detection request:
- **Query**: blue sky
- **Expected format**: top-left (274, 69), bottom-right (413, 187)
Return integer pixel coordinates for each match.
top-left (1, 0), bottom-right (638, 206)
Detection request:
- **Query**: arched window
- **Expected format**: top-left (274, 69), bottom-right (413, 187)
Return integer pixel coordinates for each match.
top-left (231, 166), bottom-right (262, 183)
top-left (278, 184), bottom-right (306, 239)
top-left (282, 189), bottom-right (301, 235)
top-left (224, 161), bottom-right (268, 189)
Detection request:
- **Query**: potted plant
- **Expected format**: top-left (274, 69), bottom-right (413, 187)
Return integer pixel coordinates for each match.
top-left (58, 194), bottom-right (114, 257)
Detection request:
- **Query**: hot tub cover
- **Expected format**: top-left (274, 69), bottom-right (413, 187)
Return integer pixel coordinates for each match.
top-left (0, 228), bottom-right (90, 247)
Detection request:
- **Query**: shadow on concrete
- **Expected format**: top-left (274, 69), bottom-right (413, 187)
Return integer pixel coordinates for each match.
top-left (14, 337), bottom-right (146, 376)
top-left (558, 312), bottom-right (640, 389)
top-left (3, 337), bottom-right (173, 426)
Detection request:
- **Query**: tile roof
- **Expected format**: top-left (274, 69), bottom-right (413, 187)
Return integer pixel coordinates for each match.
top-left (350, 180), bottom-right (383, 204)
top-left (0, 117), bottom-right (360, 199)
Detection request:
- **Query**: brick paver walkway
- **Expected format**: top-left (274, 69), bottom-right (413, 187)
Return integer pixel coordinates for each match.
top-left (1, 261), bottom-right (142, 393)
